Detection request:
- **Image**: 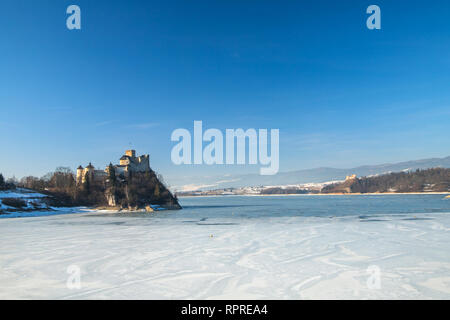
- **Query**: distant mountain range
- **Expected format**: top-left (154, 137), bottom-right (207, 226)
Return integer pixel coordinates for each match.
top-left (169, 156), bottom-right (450, 191)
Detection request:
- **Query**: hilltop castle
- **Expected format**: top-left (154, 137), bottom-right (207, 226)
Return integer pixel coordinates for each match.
top-left (76, 150), bottom-right (151, 184)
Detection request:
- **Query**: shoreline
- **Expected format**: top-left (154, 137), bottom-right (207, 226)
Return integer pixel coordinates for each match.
top-left (178, 192), bottom-right (450, 198)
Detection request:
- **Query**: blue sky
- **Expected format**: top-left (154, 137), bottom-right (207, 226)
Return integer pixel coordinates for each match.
top-left (1, 0), bottom-right (449, 185)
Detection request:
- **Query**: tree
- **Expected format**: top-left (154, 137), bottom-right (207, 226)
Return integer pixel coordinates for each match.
top-left (6, 176), bottom-right (18, 186)
top-left (107, 163), bottom-right (116, 186)
top-left (20, 176), bottom-right (43, 190)
top-left (49, 168), bottom-right (75, 191)
top-left (0, 174), bottom-right (17, 191)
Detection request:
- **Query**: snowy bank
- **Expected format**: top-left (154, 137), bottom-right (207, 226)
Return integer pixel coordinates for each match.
top-left (0, 188), bottom-right (86, 219)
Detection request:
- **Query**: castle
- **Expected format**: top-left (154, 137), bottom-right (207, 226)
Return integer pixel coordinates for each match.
top-left (76, 150), bottom-right (151, 185)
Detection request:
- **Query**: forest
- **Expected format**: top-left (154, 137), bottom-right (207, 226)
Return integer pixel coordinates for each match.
top-left (322, 168), bottom-right (450, 194)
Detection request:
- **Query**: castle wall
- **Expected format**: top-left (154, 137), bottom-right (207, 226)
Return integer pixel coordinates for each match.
top-left (125, 150), bottom-right (136, 157)
top-left (93, 170), bottom-right (107, 182)
top-left (115, 166), bottom-right (126, 175)
top-left (132, 155), bottom-right (150, 172)
top-left (76, 150), bottom-right (150, 185)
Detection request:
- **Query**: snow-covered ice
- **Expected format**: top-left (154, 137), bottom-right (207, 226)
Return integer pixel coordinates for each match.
top-left (0, 195), bottom-right (449, 299)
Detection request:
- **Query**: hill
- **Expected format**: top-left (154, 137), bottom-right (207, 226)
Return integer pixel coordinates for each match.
top-left (322, 168), bottom-right (450, 194)
top-left (18, 168), bottom-right (181, 211)
top-left (170, 156), bottom-right (450, 191)
top-left (9, 149), bottom-right (182, 212)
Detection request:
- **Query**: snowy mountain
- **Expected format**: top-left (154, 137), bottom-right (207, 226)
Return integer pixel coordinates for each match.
top-left (170, 156), bottom-right (450, 191)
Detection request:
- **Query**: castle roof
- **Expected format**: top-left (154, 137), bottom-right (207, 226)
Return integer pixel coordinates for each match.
top-left (87, 162), bottom-right (94, 168)
top-left (77, 165), bottom-right (83, 169)
top-left (120, 155), bottom-right (130, 160)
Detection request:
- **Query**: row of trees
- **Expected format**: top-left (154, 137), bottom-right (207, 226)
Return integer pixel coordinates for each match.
top-left (20, 167), bottom-right (75, 190)
top-left (0, 173), bottom-right (17, 191)
top-left (322, 168), bottom-right (450, 193)
top-left (16, 167), bottom-right (79, 206)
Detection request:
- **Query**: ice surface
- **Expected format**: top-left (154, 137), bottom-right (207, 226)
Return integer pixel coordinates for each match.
top-left (0, 195), bottom-right (449, 299)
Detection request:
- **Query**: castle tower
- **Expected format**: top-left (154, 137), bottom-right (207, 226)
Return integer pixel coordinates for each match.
top-left (76, 166), bottom-right (84, 185)
top-left (83, 163), bottom-right (95, 183)
top-left (125, 149), bottom-right (136, 158)
top-left (120, 155), bottom-right (131, 166)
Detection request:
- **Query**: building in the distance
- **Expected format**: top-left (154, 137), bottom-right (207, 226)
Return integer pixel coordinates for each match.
top-left (76, 150), bottom-right (150, 185)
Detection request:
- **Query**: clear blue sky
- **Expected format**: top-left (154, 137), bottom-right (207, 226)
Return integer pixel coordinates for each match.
top-left (1, 0), bottom-right (449, 185)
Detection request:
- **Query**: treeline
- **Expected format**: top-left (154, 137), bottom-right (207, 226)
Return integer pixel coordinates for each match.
top-left (0, 173), bottom-right (17, 191)
top-left (18, 167), bottom-right (77, 206)
top-left (322, 168), bottom-right (450, 194)
top-left (16, 167), bottom-right (180, 209)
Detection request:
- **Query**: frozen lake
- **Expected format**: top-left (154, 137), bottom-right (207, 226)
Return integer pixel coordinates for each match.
top-left (1, 194), bottom-right (450, 299)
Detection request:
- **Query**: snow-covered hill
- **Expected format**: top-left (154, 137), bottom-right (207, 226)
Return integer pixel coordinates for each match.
top-left (0, 188), bottom-right (82, 218)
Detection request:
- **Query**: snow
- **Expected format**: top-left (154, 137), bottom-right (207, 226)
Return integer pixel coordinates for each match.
top-left (0, 188), bottom-right (47, 199)
top-left (0, 207), bottom-right (88, 219)
top-left (0, 187), bottom-right (167, 218)
top-left (0, 202), bottom-right (10, 210)
top-left (0, 188), bottom-right (67, 218)
top-left (1, 197), bottom-right (450, 299)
